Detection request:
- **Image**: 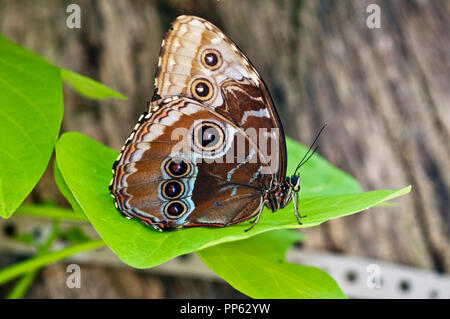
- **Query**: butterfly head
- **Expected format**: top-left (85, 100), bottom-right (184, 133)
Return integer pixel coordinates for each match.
top-left (276, 125), bottom-right (327, 218)
top-left (287, 174), bottom-right (301, 192)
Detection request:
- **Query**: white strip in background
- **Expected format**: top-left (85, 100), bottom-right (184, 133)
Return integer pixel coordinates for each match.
top-left (287, 249), bottom-right (450, 299)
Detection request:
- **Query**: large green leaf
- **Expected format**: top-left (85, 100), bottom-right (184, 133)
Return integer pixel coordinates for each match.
top-left (0, 34), bottom-right (127, 218)
top-left (55, 131), bottom-right (410, 268)
top-left (197, 230), bottom-right (346, 299)
top-left (0, 35), bottom-right (63, 218)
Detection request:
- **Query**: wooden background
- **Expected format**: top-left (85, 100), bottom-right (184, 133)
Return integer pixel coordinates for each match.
top-left (0, 0), bottom-right (449, 298)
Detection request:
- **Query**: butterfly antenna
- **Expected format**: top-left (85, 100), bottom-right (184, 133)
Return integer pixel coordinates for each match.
top-left (298, 145), bottom-right (319, 168)
top-left (294, 123), bottom-right (327, 176)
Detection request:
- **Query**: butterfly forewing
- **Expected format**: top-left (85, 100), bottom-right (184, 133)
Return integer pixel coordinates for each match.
top-left (155, 15), bottom-right (286, 180)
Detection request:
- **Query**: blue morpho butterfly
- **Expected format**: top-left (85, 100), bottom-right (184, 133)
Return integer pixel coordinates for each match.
top-left (109, 15), bottom-right (324, 232)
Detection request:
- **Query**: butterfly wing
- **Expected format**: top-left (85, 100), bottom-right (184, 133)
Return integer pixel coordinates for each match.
top-left (110, 97), bottom-right (272, 230)
top-left (153, 15), bottom-right (287, 182)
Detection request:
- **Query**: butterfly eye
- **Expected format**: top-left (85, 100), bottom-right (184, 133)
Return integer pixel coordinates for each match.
top-left (165, 158), bottom-right (191, 177)
top-left (161, 180), bottom-right (185, 199)
top-left (191, 78), bottom-right (214, 101)
top-left (193, 121), bottom-right (225, 152)
top-left (201, 49), bottom-right (222, 70)
top-left (164, 200), bottom-right (187, 219)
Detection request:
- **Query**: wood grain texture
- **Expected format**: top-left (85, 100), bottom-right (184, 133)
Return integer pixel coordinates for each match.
top-left (0, 0), bottom-right (448, 298)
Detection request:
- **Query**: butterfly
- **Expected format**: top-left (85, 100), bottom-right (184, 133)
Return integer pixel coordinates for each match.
top-left (109, 15), bottom-right (322, 232)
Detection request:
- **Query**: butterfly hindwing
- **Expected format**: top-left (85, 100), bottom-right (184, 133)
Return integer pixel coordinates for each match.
top-left (111, 97), bottom-right (270, 230)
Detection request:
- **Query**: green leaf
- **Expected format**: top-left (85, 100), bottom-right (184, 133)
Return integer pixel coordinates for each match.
top-left (0, 35), bottom-right (63, 218)
top-left (60, 226), bottom-right (92, 244)
top-left (12, 232), bottom-right (35, 246)
top-left (55, 131), bottom-right (410, 269)
top-left (61, 69), bottom-right (126, 101)
top-left (197, 230), bottom-right (346, 299)
top-left (0, 34), bottom-right (49, 65)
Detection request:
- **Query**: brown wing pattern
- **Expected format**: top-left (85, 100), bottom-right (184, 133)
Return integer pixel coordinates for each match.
top-left (111, 97), bottom-right (268, 230)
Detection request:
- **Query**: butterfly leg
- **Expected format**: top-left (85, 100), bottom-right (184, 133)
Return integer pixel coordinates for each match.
top-left (244, 200), bottom-right (266, 232)
top-left (292, 192), bottom-right (306, 225)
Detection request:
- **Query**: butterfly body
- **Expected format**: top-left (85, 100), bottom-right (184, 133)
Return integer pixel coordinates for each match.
top-left (110, 15), bottom-right (304, 231)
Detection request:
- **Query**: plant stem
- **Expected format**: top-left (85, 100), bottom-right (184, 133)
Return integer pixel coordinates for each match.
top-left (5, 270), bottom-right (39, 299)
top-left (0, 238), bottom-right (105, 286)
top-left (15, 204), bottom-right (88, 222)
top-left (5, 219), bottom-right (61, 298)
